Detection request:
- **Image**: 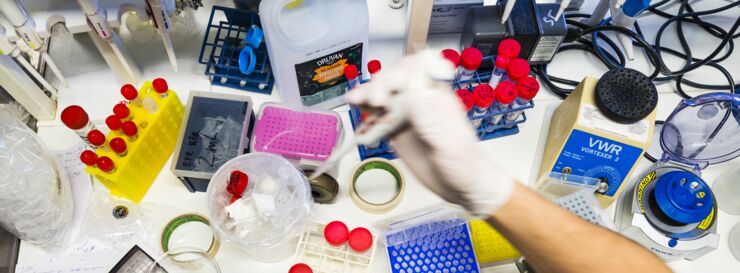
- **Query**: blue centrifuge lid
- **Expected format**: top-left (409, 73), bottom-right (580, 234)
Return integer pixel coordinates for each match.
top-left (659, 93), bottom-right (740, 169)
top-left (653, 171), bottom-right (713, 224)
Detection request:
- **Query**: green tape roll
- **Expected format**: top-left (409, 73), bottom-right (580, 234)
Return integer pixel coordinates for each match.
top-left (349, 158), bottom-right (405, 214)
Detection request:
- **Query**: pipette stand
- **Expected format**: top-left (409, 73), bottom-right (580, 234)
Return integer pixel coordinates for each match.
top-left (84, 80), bottom-right (184, 202)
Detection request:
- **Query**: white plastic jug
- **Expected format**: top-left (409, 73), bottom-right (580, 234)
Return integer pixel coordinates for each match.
top-left (260, 0), bottom-right (369, 109)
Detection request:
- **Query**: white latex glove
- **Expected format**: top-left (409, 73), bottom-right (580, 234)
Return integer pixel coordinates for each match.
top-left (348, 50), bottom-right (515, 216)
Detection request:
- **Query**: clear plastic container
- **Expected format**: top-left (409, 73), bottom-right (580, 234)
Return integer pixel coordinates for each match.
top-left (730, 223), bottom-right (740, 262)
top-left (206, 153), bottom-right (312, 262)
top-left (713, 166), bottom-right (740, 215)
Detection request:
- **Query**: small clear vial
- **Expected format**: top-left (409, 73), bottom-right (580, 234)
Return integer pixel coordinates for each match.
top-left (344, 64), bottom-right (360, 90)
top-left (61, 105), bottom-right (99, 146)
top-left (113, 103), bottom-right (133, 121)
top-left (106, 115), bottom-right (123, 132)
top-left (120, 84), bottom-right (142, 108)
top-left (471, 84), bottom-right (495, 128)
top-left (79, 150), bottom-right (98, 167)
top-left (110, 137), bottom-right (128, 157)
top-left (489, 81), bottom-right (518, 130)
top-left (368, 60), bottom-right (381, 80)
top-left (122, 121), bottom-right (139, 142)
top-left (488, 56), bottom-right (510, 86)
top-left (87, 129), bottom-right (107, 150)
top-left (457, 48), bottom-right (483, 88)
top-left (96, 156), bottom-right (116, 173)
top-left (142, 97), bottom-right (159, 114)
top-left (505, 76), bottom-right (540, 122)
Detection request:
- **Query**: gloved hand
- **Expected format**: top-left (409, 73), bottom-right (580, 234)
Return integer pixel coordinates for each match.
top-left (348, 50), bottom-right (516, 216)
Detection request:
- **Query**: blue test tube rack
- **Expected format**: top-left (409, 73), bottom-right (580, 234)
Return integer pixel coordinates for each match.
top-left (198, 6), bottom-right (275, 94)
top-left (347, 56), bottom-right (535, 160)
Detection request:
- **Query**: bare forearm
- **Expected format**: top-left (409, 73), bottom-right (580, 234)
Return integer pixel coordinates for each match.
top-left (486, 183), bottom-right (672, 273)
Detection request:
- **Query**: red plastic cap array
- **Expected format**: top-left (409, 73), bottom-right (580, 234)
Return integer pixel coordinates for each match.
top-left (87, 130), bottom-right (106, 146)
top-left (110, 137), bottom-right (127, 154)
top-left (441, 49), bottom-right (460, 67)
top-left (507, 58), bottom-right (530, 81)
top-left (460, 48), bottom-right (483, 70)
top-left (473, 84), bottom-right (495, 108)
top-left (516, 76), bottom-right (540, 100)
top-left (494, 55), bottom-right (510, 69)
top-left (113, 103), bottom-right (130, 119)
top-left (368, 60), bottom-right (382, 74)
top-left (152, 78), bottom-right (168, 94)
top-left (344, 64), bottom-right (359, 80)
top-left (97, 156), bottom-right (115, 172)
top-left (122, 121), bottom-right (138, 137)
top-left (121, 84), bottom-right (138, 100)
top-left (324, 221), bottom-right (349, 246)
top-left (495, 81), bottom-right (518, 104)
top-left (498, 39), bottom-right (521, 59)
top-left (80, 150), bottom-right (98, 166)
top-left (455, 89), bottom-right (475, 111)
top-left (288, 263), bottom-right (313, 273)
top-left (106, 115), bottom-right (122, 130)
top-left (348, 227), bottom-right (373, 252)
top-left (61, 105), bottom-right (89, 130)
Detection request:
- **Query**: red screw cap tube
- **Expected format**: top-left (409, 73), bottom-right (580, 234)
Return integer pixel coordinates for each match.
top-left (80, 150), bottom-right (98, 166)
top-left (113, 103), bottom-right (131, 120)
top-left (498, 38), bottom-right (521, 59)
top-left (110, 137), bottom-right (127, 156)
top-left (495, 81), bottom-right (518, 105)
top-left (348, 227), bottom-right (373, 252)
top-left (516, 76), bottom-right (540, 101)
top-left (456, 89), bottom-right (475, 112)
top-left (97, 156), bottom-right (115, 173)
top-left (507, 58), bottom-right (530, 81)
top-left (61, 105), bottom-right (90, 130)
top-left (324, 221), bottom-right (349, 246)
top-left (494, 55), bottom-right (510, 69)
top-left (288, 263), bottom-right (313, 273)
top-left (153, 78), bottom-right (169, 97)
top-left (441, 49), bottom-right (460, 67)
top-left (473, 84), bottom-right (495, 108)
top-left (122, 121), bottom-right (138, 138)
top-left (87, 130), bottom-right (106, 147)
top-left (367, 60), bottom-right (381, 75)
top-left (460, 48), bottom-right (483, 71)
top-left (344, 64), bottom-right (359, 80)
top-left (121, 84), bottom-right (138, 100)
top-left (106, 115), bottom-right (122, 131)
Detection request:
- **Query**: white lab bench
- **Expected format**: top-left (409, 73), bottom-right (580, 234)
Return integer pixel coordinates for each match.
top-left (14, 0), bottom-right (740, 272)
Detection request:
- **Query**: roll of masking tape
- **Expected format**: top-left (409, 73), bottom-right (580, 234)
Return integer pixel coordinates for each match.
top-left (161, 214), bottom-right (220, 261)
top-left (349, 158), bottom-right (405, 214)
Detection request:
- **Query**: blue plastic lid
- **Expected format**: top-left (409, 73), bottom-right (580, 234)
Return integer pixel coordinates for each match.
top-left (244, 25), bottom-right (264, 49)
top-left (653, 171), bottom-right (713, 224)
top-left (659, 93), bottom-right (740, 169)
top-left (622, 0), bottom-right (651, 17)
top-left (238, 46), bottom-right (256, 75)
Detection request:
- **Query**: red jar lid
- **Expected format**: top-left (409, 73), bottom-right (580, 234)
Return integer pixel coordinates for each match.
top-left (288, 263), bottom-right (313, 273)
top-left (324, 221), bottom-right (349, 246)
top-left (348, 227), bottom-right (373, 252)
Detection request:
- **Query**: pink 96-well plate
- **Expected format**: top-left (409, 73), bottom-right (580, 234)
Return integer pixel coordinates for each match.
top-left (252, 104), bottom-right (340, 161)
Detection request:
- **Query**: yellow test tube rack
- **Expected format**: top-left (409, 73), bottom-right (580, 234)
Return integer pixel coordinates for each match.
top-left (470, 219), bottom-right (521, 265)
top-left (85, 80), bottom-right (184, 202)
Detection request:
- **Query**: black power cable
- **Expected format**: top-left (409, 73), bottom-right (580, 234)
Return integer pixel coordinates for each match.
top-left (534, 0), bottom-right (740, 99)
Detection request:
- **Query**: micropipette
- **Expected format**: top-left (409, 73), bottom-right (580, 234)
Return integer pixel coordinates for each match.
top-left (0, 26), bottom-right (57, 97)
top-left (555, 0), bottom-right (571, 19)
top-left (146, 0), bottom-right (178, 71)
top-left (77, 0), bottom-right (138, 79)
top-left (0, 0), bottom-right (68, 86)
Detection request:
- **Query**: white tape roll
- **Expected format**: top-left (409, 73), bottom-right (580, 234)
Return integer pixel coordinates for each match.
top-left (349, 158), bottom-right (405, 214)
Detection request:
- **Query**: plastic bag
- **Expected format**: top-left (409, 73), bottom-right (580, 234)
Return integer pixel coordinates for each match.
top-left (0, 106), bottom-right (73, 251)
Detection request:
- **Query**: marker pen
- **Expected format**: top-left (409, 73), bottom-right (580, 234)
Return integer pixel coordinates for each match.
top-left (471, 84), bottom-right (495, 129)
top-left (488, 56), bottom-right (510, 87)
top-left (455, 89), bottom-right (475, 117)
top-left (106, 115), bottom-right (123, 132)
top-left (152, 78), bottom-right (169, 99)
top-left (113, 103), bottom-right (132, 121)
top-left (489, 81), bottom-right (517, 128)
top-left (367, 60), bottom-right (381, 79)
top-left (122, 121), bottom-right (139, 141)
top-left (344, 64), bottom-right (360, 90)
top-left (497, 39), bottom-right (521, 59)
top-left (121, 84), bottom-right (142, 107)
top-left (79, 150), bottom-right (99, 167)
top-left (110, 137), bottom-right (127, 157)
top-left (458, 48), bottom-right (483, 88)
top-left (61, 105), bottom-right (98, 146)
top-left (96, 156), bottom-right (115, 173)
top-left (503, 58), bottom-right (530, 84)
top-left (441, 49), bottom-right (460, 68)
top-left (87, 129), bottom-right (107, 149)
top-left (505, 76), bottom-right (540, 122)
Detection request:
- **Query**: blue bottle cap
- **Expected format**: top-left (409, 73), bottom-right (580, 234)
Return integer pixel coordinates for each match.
top-left (238, 46), bottom-right (256, 75)
top-left (653, 171), bottom-right (713, 224)
top-left (244, 25), bottom-right (263, 49)
top-left (622, 0), bottom-right (651, 17)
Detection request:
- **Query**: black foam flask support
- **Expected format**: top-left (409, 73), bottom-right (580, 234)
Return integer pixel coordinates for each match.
top-left (595, 68), bottom-right (658, 124)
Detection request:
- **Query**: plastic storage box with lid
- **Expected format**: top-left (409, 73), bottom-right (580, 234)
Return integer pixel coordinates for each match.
top-left (250, 103), bottom-right (342, 167)
top-left (171, 91), bottom-right (255, 192)
top-left (615, 92), bottom-right (740, 261)
top-left (377, 206), bottom-right (481, 273)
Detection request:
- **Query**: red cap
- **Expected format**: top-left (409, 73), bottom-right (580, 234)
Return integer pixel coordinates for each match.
top-left (106, 115), bottom-right (122, 131)
top-left (516, 76), bottom-right (540, 100)
top-left (324, 221), bottom-right (349, 246)
top-left (288, 263), bottom-right (313, 273)
top-left (498, 39), bottom-right (521, 59)
top-left (344, 64), bottom-right (359, 80)
top-left (460, 48), bottom-right (483, 70)
top-left (113, 103), bottom-right (130, 119)
top-left (87, 130), bottom-right (106, 147)
top-left (61, 105), bottom-right (89, 130)
top-left (97, 156), bottom-right (115, 172)
top-left (121, 121), bottom-right (138, 137)
top-left (152, 78), bottom-right (168, 94)
top-left (80, 150), bottom-right (98, 166)
top-left (441, 49), bottom-right (460, 67)
top-left (367, 60), bottom-right (381, 74)
top-left (507, 58), bottom-right (530, 81)
top-left (473, 84), bottom-right (495, 108)
top-left (494, 55), bottom-right (510, 69)
top-left (120, 84), bottom-right (138, 100)
top-left (110, 137), bottom-right (127, 154)
top-left (455, 89), bottom-right (474, 111)
top-left (348, 227), bottom-right (373, 252)
top-left (227, 170), bottom-right (249, 203)
top-left (495, 81), bottom-right (518, 104)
